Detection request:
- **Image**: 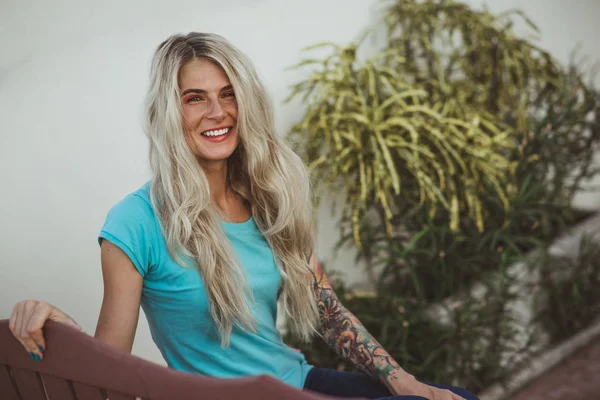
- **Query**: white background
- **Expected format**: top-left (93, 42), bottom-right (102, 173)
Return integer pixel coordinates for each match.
top-left (1, 0), bottom-right (599, 365)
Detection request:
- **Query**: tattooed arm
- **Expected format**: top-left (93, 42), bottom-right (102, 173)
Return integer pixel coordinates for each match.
top-left (309, 254), bottom-right (464, 400)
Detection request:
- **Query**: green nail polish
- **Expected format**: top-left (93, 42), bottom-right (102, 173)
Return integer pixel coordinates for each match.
top-left (29, 352), bottom-right (35, 360)
top-left (38, 345), bottom-right (44, 353)
top-left (34, 353), bottom-right (41, 361)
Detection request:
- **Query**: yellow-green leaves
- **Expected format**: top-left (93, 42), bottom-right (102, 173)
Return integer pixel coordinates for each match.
top-left (287, 29), bottom-right (517, 247)
top-left (286, 0), bottom-right (572, 248)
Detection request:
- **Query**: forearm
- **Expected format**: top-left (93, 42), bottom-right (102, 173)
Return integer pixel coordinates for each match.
top-left (319, 301), bottom-right (412, 386)
top-left (310, 256), bottom-right (459, 399)
top-left (309, 253), bottom-right (416, 389)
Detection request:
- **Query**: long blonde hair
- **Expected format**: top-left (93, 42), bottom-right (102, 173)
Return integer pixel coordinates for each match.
top-left (143, 32), bottom-right (319, 346)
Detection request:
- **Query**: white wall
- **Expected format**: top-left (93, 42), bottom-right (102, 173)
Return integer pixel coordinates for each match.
top-left (1, 0), bottom-right (599, 366)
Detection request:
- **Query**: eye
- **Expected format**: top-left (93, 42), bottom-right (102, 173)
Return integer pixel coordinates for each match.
top-left (185, 96), bottom-right (204, 103)
top-left (222, 91), bottom-right (236, 99)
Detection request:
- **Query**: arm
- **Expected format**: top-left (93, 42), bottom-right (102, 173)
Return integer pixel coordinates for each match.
top-left (9, 240), bottom-right (143, 360)
top-left (94, 239), bottom-right (143, 353)
top-left (309, 253), bottom-right (410, 388)
top-left (309, 254), bottom-right (462, 400)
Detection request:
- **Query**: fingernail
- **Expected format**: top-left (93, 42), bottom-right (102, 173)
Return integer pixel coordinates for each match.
top-left (38, 345), bottom-right (45, 353)
top-left (29, 352), bottom-right (36, 360)
top-left (34, 353), bottom-right (41, 361)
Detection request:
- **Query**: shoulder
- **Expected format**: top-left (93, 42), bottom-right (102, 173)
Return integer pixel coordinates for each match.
top-left (106, 182), bottom-right (155, 222)
top-left (99, 182), bottom-right (161, 276)
top-left (100, 181), bottom-right (161, 244)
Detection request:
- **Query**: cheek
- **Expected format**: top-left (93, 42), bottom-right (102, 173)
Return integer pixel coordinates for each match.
top-left (182, 107), bottom-right (204, 129)
top-left (183, 131), bottom-right (199, 154)
top-left (181, 112), bottom-right (200, 150)
top-left (226, 102), bottom-right (239, 120)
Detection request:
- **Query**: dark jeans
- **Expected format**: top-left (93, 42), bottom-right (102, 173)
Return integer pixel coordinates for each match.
top-left (303, 368), bottom-right (479, 400)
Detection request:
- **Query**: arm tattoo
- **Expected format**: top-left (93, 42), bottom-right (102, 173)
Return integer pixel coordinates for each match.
top-left (311, 255), bottom-right (407, 383)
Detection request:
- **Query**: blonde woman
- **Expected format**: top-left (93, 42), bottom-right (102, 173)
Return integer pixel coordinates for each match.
top-left (9, 33), bottom-right (477, 400)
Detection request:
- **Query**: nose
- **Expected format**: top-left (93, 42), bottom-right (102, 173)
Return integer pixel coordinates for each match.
top-left (206, 98), bottom-right (225, 120)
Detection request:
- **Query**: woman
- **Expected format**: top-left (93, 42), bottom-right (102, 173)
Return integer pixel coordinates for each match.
top-left (9, 32), bottom-right (477, 400)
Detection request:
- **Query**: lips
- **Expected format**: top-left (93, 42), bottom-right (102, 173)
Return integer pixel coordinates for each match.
top-left (200, 126), bottom-right (233, 143)
top-left (201, 126), bottom-right (231, 137)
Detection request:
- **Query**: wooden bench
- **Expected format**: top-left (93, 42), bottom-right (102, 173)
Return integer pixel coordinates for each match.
top-left (0, 319), bottom-right (359, 400)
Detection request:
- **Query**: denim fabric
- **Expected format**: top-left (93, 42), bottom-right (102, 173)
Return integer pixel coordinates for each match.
top-left (303, 367), bottom-right (479, 400)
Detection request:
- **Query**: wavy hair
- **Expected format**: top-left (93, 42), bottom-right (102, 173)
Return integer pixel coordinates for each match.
top-left (143, 32), bottom-right (319, 346)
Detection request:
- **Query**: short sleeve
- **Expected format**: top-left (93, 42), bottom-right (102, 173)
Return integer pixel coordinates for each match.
top-left (98, 193), bottom-right (159, 278)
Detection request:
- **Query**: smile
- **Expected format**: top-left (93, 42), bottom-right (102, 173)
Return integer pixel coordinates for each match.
top-left (201, 127), bottom-right (231, 137)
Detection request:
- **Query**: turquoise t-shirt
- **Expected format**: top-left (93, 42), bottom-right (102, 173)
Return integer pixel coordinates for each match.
top-left (98, 183), bottom-right (312, 388)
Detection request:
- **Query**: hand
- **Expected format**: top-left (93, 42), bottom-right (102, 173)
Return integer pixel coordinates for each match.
top-left (388, 375), bottom-right (467, 400)
top-left (9, 299), bottom-right (82, 361)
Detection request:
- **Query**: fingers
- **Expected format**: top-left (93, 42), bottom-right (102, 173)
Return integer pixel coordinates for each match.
top-left (18, 302), bottom-right (41, 358)
top-left (431, 387), bottom-right (461, 400)
top-left (9, 301), bottom-right (37, 359)
top-left (9, 300), bottom-right (52, 361)
top-left (451, 391), bottom-right (467, 400)
top-left (26, 301), bottom-right (54, 356)
top-left (8, 302), bottom-right (20, 337)
top-left (21, 300), bottom-right (49, 360)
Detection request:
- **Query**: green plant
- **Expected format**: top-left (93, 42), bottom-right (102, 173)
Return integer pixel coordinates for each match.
top-left (286, 271), bottom-right (533, 391)
top-left (286, 40), bottom-right (516, 245)
top-left (286, 0), bottom-right (600, 394)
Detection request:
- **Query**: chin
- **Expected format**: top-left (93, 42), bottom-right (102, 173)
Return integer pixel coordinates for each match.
top-left (195, 148), bottom-right (238, 165)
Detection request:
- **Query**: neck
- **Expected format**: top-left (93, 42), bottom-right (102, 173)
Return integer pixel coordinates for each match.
top-left (200, 160), bottom-right (229, 205)
top-left (199, 158), bottom-right (250, 223)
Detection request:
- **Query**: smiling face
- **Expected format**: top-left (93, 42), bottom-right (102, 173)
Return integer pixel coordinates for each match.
top-left (179, 58), bottom-right (239, 170)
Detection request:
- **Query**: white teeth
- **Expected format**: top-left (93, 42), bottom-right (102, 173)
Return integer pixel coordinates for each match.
top-left (202, 127), bottom-right (230, 137)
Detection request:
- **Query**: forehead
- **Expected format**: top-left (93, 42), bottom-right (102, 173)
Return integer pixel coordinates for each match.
top-left (178, 58), bottom-right (231, 91)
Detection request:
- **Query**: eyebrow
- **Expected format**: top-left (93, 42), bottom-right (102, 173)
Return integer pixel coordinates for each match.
top-left (181, 85), bottom-right (233, 97)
